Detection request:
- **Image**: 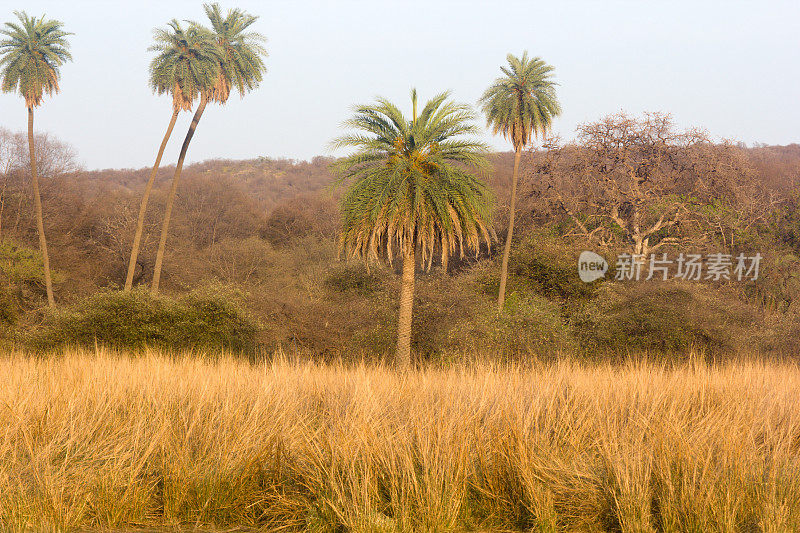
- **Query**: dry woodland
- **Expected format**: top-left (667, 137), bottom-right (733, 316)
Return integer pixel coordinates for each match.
top-left (2, 6), bottom-right (800, 531)
top-left (0, 135), bottom-right (799, 360)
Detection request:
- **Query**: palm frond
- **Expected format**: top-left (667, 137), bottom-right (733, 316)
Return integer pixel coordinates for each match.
top-left (479, 51), bottom-right (561, 150)
top-left (148, 19), bottom-right (221, 111)
top-left (200, 2), bottom-right (268, 104)
top-left (333, 91), bottom-right (495, 270)
top-left (0, 11), bottom-right (72, 108)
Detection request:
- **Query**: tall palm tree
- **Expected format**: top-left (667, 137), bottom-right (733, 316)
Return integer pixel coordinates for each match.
top-left (333, 90), bottom-right (494, 368)
top-left (202, 2), bottom-right (267, 105)
top-left (124, 20), bottom-right (218, 291)
top-left (150, 4), bottom-right (267, 294)
top-left (479, 52), bottom-right (561, 312)
top-left (0, 11), bottom-right (71, 308)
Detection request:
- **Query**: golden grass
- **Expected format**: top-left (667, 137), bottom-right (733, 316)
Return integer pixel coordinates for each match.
top-left (1, 350), bottom-right (799, 532)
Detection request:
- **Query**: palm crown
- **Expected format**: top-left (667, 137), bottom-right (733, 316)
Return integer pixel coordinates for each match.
top-left (479, 51), bottom-right (561, 150)
top-left (201, 2), bottom-right (267, 104)
top-left (0, 11), bottom-right (72, 108)
top-left (333, 90), bottom-right (494, 270)
top-left (149, 20), bottom-right (222, 111)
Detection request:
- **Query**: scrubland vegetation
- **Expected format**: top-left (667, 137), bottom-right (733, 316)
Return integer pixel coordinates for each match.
top-left (1, 351), bottom-right (799, 532)
top-left (0, 142), bottom-right (798, 360)
top-left (1, 140), bottom-right (800, 360)
top-left (3, 3), bottom-right (800, 530)
top-left (2, 6), bottom-right (800, 363)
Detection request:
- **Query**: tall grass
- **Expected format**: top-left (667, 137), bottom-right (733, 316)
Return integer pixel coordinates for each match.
top-left (1, 350), bottom-right (798, 531)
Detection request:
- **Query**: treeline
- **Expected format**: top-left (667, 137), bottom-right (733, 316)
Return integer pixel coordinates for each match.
top-left (2, 124), bottom-right (800, 359)
top-left (3, 5), bottom-right (800, 362)
top-left (0, 129), bottom-right (507, 296)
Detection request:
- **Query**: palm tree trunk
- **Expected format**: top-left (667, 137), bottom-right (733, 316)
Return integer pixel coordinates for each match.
top-left (0, 174), bottom-right (8, 240)
top-left (396, 245), bottom-right (415, 369)
top-left (124, 109), bottom-right (180, 291)
top-left (27, 107), bottom-right (55, 308)
top-left (151, 95), bottom-right (207, 295)
top-left (497, 147), bottom-right (522, 312)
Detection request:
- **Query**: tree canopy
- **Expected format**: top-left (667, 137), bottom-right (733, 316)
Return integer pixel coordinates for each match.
top-left (333, 89), bottom-right (495, 270)
top-left (149, 19), bottom-right (222, 111)
top-left (479, 51), bottom-right (561, 150)
top-left (0, 11), bottom-right (72, 108)
top-left (201, 2), bottom-right (267, 104)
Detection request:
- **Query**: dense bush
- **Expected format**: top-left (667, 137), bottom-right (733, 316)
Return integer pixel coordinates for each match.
top-left (464, 292), bottom-right (576, 360)
top-left (475, 231), bottom-right (601, 322)
top-left (449, 260), bottom-right (576, 359)
top-left (0, 240), bottom-right (63, 325)
top-left (0, 240), bottom-right (48, 286)
top-left (261, 193), bottom-right (338, 247)
top-left (23, 286), bottom-right (259, 353)
top-left (324, 263), bottom-right (383, 296)
top-left (571, 281), bottom-right (761, 356)
top-left (0, 239), bottom-right (65, 306)
top-left (510, 232), bottom-right (601, 304)
top-left (0, 288), bottom-right (19, 327)
top-left (268, 258), bottom-right (578, 362)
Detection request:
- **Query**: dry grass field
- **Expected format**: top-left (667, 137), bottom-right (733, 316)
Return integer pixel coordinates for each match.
top-left (1, 350), bottom-right (799, 532)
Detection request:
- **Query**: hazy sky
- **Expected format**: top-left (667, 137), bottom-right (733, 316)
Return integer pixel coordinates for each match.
top-left (1, 0), bottom-right (798, 170)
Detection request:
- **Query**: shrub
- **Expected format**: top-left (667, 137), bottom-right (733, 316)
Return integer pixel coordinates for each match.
top-left (324, 263), bottom-right (382, 296)
top-left (475, 230), bottom-right (601, 318)
top-left (0, 240), bottom-right (71, 317)
top-left (261, 194), bottom-right (338, 247)
top-left (0, 287), bottom-right (20, 327)
top-left (510, 233), bottom-right (600, 304)
top-left (22, 286), bottom-right (258, 353)
top-left (0, 240), bottom-right (49, 286)
top-left (402, 265), bottom-right (576, 361)
top-left (464, 292), bottom-right (577, 360)
top-left (0, 239), bottom-right (65, 292)
top-left (572, 281), bottom-right (760, 357)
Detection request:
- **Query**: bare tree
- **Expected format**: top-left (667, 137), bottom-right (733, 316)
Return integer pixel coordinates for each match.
top-left (0, 130), bottom-right (80, 243)
top-left (0, 129), bottom-right (20, 239)
top-left (533, 113), bottom-right (762, 257)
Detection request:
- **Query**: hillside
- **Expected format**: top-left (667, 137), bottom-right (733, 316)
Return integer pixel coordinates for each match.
top-left (2, 127), bottom-right (800, 359)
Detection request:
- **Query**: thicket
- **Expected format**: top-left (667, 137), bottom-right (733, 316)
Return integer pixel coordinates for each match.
top-left (21, 287), bottom-right (258, 353)
top-left (1, 130), bottom-right (799, 360)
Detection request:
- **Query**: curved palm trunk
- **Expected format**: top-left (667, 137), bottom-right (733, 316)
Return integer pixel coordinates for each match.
top-left (396, 245), bottom-right (415, 369)
top-left (27, 107), bottom-right (55, 308)
top-left (497, 147), bottom-right (522, 312)
top-left (124, 109), bottom-right (180, 291)
top-left (151, 95), bottom-right (207, 295)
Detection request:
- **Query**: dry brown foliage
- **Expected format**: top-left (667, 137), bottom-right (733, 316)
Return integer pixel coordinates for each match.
top-left (0, 350), bottom-right (798, 531)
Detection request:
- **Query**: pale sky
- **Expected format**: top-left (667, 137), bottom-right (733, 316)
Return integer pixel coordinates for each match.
top-left (0, 0), bottom-right (798, 170)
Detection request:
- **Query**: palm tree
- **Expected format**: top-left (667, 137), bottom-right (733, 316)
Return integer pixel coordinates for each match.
top-left (0, 11), bottom-right (71, 308)
top-left (333, 90), bottom-right (494, 368)
top-left (479, 52), bottom-right (561, 312)
top-left (124, 20), bottom-right (217, 291)
top-left (202, 2), bottom-right (267, 105)
top-left (150, 4), bottom-right (267, 294)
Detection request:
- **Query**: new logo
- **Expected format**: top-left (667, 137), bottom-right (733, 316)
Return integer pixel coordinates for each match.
top-left (578, 251), bottom-right (608, 283)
